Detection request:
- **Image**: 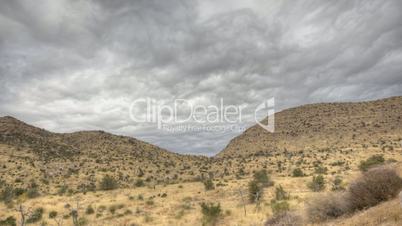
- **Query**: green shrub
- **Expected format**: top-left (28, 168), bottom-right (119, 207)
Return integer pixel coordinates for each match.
top-left (275, 185), bottom-right (289, 201)
top-left (85, 205), bottom-right (94, 215)
top-left (253, 170), bottom-right (273, 187)
top-left (308, 175), bottom-right (326, 192)
top-left (99, 175), bottom-right (118, 191)
top-left (26, 208), bottom-right (44, 224)
top-left (0, 216), bottom-right (17, 226)
top-left (200, 202), bottom-right (222, 226)
top-left (77, 217), bottom-right (88, 226)
top-left (314, 166), bottom-right (328, 174)
top-left (0, 186), bottom-right (14, 204)
top-left (292, 168), bottom-right (304, 177)
top-left (135, 179), bottom-right (144, 187)
top-left (109, 205), bottom-right (116, 215)
top-left (57, 185), bottom-right (68, 195)
top-left (248, 180), bottom-right (263, 203)
top-left (48, 211), bottom-right (57, 219)
top-left (271, 200), bottom-right (290, 215)
top-left (13, 188), bottom-right (26, 196)
top-left (331, 176), bottom-right (345, 191)
top-left (145, 199), bottom-right (154, 206)
top-left (203, 179), bottom-right (215, 191)
top-left (359, 154), bottom-right (385, 171)
top-left (27, 187), bottom-right (40, 199)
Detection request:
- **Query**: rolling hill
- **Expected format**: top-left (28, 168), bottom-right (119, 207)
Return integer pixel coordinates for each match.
top-left (217, 96), bottom-right (402, 158)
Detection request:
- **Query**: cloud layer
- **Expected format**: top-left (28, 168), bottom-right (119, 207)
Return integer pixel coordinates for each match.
top-left (1, 0), bottom-right (402, 155)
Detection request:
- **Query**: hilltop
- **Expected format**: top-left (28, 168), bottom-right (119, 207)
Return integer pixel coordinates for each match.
top-left (218, 96), bottom-right (402, 158)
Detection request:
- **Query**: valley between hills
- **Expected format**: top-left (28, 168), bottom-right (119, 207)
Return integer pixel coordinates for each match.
top-left (1, 96), bottom-right (402, 226)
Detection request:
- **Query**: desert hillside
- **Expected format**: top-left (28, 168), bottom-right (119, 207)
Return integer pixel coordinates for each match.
top-left (1, 97), bottom-right (402, 226)
top-left (0, 116), bottom-right (209, 194)
top-left (218, 96), bottom-right (402, 158)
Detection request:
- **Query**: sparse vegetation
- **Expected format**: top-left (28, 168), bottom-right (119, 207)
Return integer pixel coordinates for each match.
top-left (275, 185), bottom-right (289, 201)
top-left (253, 169), bottom-right (273, 187)
top-left (203, 179), bottom-right (215, 190)
top-left (248, 180), bottom-right (263, 203)
top-left (265, 212), bottom-right (302, 226)
top-left (308, 175), bottom-right (326, 192)
top-left (306, 166), bottom-right (402, 222)
top-left (0, 216), bottom-right (16, 226)
top-left (26, 207), bottom-right (44, 224)
top-left (348, 166), bottom-right (402, 210)
top-left (200, 202), bottom-right (222, 226)
top-left (307, 192), bottom-right (350, 222)
top-left (99, 175), bottom-right (118, 191)
top-left (331, 176), bottom-right (345, 191)
top-left (292, 168), bottom-right (304, 177)
top-left (359, 154), bottom-right (385, 171)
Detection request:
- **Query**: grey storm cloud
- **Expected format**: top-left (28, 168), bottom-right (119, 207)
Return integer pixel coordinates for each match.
top-left (1, 0), bottom-right (402, 155)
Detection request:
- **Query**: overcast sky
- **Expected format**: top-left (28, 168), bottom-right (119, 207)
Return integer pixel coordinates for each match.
top-left (1, 0), bottom-right (402, 156)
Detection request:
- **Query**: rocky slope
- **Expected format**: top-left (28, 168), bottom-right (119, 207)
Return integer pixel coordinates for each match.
top-left (0, 116), bottom-right (209, 193)
top-left (217, 96), bottom-right (402, 158)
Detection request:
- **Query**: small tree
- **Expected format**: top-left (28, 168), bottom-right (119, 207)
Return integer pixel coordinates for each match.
top-left (99, 175), bottom-right (118, 191)
top-left (253, 170), bottom-right (273, 187)
top-left (248, 180), bottom-right (263, 203)
top-left (200, 202), bottom-right (222, 226)
top-left (308, 175), bottom-right (325, 192)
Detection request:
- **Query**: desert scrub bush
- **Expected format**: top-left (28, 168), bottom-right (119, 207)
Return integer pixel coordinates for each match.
top-left (248, 179), bottom-right (263, 203)
top-left (314, 166), bottom-right (328, 174)
top-left (331, 176), bottom-right (345, 191)
top-left (26, 187), bottom-right (40, 199)
top-left (26, 207), bottom-right (44, 224)
top-left (0, 186), bottom-right (14, 204)
top-left (0, 216), bottom-right (16, 226)
top-left (306, 192), bottom-right (351, 222)
top-left (99, 175), bottom-right (118, 190)
top-left (265, 212), bottom-right (302, 226)
top-left (134, 179), bottom-right (144, 187)
top-left (200, 202), bottom-right (222, 226)
top-left (292, 168), bottom-right (304, 177)
top-left (307, 175), bottom-right (325, 192)
top-left (348, 166), bottom-right (402, 210)
top-left (359, 154), bottom-right (385, 171)
top-left (48, 211), bottom-right (58, 219)
top-left (57, 185), bottom-right (68, 195)
top-left (85, 205), bottom-right (94, 215)
top-left (275, 185), bottom-right (289, 201)
top-left (271, 200), bottom-right (290, 215)
top-left (145, 199), bottom-right (155, 206)
top-left (203, 179), bottom-right (215, 190)
top-left (253, 169), bottom-right (274, 187)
